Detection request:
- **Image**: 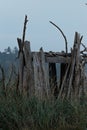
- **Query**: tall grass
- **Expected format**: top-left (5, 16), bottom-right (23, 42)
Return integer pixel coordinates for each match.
top-left (0, 85), bottom-right (87, 130)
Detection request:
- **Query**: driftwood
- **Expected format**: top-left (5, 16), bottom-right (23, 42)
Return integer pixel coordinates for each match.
top-left (17, 17), bottom-right (50, 98)
top-left (74, 32), bottom-right (81, 97)
top-left (49, 63), bottom-right (57, 97)
top-left (67, 49), bottom-right (75, 99)
top-left (17, 41), bottom-right (34, 96)
top-left (33, 48), bottom-right (49, 99)
top-left (22, 15), bottom-right (28, 45)
top-left (23, 41), bottom-right (34, 96)
top-left (58, 63), bottom-right (70, 99)
top-left (17, 15), bottom-right (87, 100)
top-left (17, 38), bottom-right (24, 94)
top-left (50, 21), bottom-right (68, 53)
top-left (58, 32), bottom-right (86, 99)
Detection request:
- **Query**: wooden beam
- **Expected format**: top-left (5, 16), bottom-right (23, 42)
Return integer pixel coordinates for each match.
top-left (45, 56), bottom-right (70, 63)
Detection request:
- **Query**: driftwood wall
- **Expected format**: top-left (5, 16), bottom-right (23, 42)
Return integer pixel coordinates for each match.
top-left (17, 16), bottom-right (87, 100)
top-left (17, 40), bottom-right (50, 99)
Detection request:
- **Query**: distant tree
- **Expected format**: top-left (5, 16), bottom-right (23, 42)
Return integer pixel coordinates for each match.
top-left (4, 46), bottom-right (12, 54)
top-left (13, 46), bottom-right (18, 54)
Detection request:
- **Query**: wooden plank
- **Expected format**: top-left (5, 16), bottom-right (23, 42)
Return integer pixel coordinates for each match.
top-left (60, 63), bottom-right (68, 87)
top-left (32, 51), bottom-right (71, 63)
top-left (45, 56), bottom-right (70, 63)
top-left (58, 63), bottom-right (70, 99)
top-left (67, 49), bottom-right (76, 99)
top-left (40, 48), bottom-right (50, 98)
top-left (45, 52), bottom-right (71, 57)
top-left (33, 52), bottom-right (44, 99)
top-left (74, 32), bottom-right (81, 97)
top-left (17, 38), bottom-right (24, 94)
top-left (23, 41), bottom-right (34, 96)
top-left (49, 63), bottom-right (58, 97)
top-left (18, 52), bottom-right (24, 94)
top-left (33, 48), bottom-right (49, 99)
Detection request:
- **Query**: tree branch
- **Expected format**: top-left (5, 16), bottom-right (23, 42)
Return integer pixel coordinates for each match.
top-left (22, 15), bottom-right (28, 46)
top-left (49, 21), bottom-right (68, 53)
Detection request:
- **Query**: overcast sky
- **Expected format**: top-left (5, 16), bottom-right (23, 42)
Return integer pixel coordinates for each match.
top-left (0, 0), bottom-right (87, 52)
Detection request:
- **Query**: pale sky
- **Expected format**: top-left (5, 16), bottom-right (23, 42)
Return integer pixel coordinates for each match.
top-left (0, 0), bottom-right (87, 52)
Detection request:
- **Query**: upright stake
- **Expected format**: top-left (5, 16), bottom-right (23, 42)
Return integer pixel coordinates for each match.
top-left (22, 15), bottom-right (28, 45)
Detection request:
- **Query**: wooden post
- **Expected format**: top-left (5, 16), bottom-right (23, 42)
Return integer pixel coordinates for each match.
top-left (33, 48), bottom-right (49, 99)
top-left (17, 15), bottom-right (28, 95)
top-left (74, 32), bottom-right (81, 97)
top-left (67, 49), bottom-right (75, 99)
top-left (60, 63), bottom-right (68, 87)
top-left (67, 32), bottom-right (81, 99)
top-left (23, 41), bottom-right (34, 96)
top-left (49, 63), bottom-right (58, 97)
top-left (17, 38), bottom-right (24, 94)
top-left (58, 63), bottom-right (70, 99)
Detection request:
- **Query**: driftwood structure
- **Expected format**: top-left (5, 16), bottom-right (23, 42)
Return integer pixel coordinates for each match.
top-left (17, 16), bottom-right (87, 99)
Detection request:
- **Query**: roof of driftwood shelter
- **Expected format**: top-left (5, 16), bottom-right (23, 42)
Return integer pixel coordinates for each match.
top-left (32, 51), bottom-right (87, 63)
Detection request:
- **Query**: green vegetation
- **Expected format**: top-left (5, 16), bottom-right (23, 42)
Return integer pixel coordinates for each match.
top-left (0, 86), bottom-right (87, 130)
top-left (0, 46), bottom-right (18, 79)
top-left (0, 47), bottom-right (87, 130)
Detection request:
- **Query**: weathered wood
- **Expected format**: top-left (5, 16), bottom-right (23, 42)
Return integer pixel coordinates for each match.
top-left (17, 38), bottom-right (25, 94)
top-left (67, 49), bottom-right (75, 99)
top-left (74, 32), bottom-right (81, 97)
top-left (79, 60), bottom-right (85, 98)
top-left (49, 21), bottom-right (68, 53)
top-left (58, 63), bottom-right (70, 99)
top-left (32, 52), bottom-right (71, 63)
top-left (45, 56), bottom-right (70, 63)
top-left (18, 52), bottom-right (24, 94)
top-left (45, 52), bottom-right (71, 57)
top-left (33, 52), bottom-right (41, 98)
top-left (23, 41), bottom-right (34, 96)
top-left (22, 15), bottom-right (28, 46)
top-left (60, 63), bottom-right (68, 87)
top-left (49, 63), bottom-right (58, 97)
top-left (33, 48), bottom-right (49, 99)
top-left (17, 15), bottom-right (28, 95)
top-left (40, 48), bottom-right (50, 98)
top-left (17, 16), bottom-right (87, 100)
